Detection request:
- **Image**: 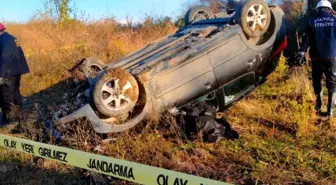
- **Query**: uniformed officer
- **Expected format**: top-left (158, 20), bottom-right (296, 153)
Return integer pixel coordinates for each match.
top-left (297, 0), bottom-right (336, 117)
top-left (0, 23), bottom-right (29, 123)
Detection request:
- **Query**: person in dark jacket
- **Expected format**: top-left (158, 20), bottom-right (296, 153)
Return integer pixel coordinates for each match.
top-left (0, 23), bottom-right (29, 123)
top-left (297, 0), bottom-right (336, 117)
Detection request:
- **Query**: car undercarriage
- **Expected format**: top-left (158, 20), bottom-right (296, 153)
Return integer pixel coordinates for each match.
top-left (51, 0), bottom-right (287, 135)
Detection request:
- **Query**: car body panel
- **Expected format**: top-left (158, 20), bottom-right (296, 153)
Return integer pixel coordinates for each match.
top-left (207, 35), bottom-right (248, 68)
top-left (149, 54), bottom-right (215, 97)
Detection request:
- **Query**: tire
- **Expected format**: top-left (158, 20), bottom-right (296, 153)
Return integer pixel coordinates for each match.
top-left (80, 56), bottom-right (105, 78)
top-left (235, 0), bottom-right (271, 38)
top-left (185, 5), bottom-right (214, 25)
top-left (93, 68), bottom-right (139, 117)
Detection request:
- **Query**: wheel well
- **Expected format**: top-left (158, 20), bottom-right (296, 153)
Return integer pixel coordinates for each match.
top-left (250, 9), bottom-right (276, 46)
top-left (131, 77), bottom-right (147, 116)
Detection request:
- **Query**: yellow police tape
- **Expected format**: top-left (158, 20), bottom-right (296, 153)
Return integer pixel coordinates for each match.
top-left (0, 134), bottom-right (231, 185)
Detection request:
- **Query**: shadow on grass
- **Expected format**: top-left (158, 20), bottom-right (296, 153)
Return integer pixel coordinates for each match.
top-left (23, 78), bottom-right (75, 110)
top-left (244, 115), bottom-right (298, 137)
top-left (0, 161), bottom-right (85, 185)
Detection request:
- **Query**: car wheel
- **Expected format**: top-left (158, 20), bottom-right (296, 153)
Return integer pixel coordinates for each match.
top-left (80, 57), bottom-right (105, 77)
top-left (93, 68), bottom-right (140, 117)
top-left (236, 0), bottom-right (271, 38)
top-left (185, 5), bottom-right (214, 25)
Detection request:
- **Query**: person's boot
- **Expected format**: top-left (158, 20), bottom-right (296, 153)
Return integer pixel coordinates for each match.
top-left (327, 91), bottom-right (336, 117)
top-left (315, 91), bottom-right (323, 115)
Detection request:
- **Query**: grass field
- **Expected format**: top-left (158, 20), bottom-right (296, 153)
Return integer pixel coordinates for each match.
top-left (0, 18), bottom-right (335, 185)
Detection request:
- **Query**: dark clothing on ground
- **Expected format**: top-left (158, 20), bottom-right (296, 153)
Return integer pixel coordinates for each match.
top-left (300, 9), bottom-right (336, 60)
top-left (178, 102), bottom-right (239, 142)
top-left (0, 32), bottom-right (29, 77)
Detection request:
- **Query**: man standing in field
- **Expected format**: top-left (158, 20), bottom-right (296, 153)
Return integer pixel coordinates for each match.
top-left (297, 0), bottom-right (336, 117)
top-left (0, 23), bottom-right (29, 124)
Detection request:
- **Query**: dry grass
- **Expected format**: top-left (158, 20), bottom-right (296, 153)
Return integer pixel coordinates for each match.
top-left (6, 18), bottom-right (176, 98)
top-left (0, 18), bottom-right (335, 185)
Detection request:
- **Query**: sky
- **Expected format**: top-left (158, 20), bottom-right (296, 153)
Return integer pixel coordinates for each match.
top-left (0, 0), bottom-right (193, 23)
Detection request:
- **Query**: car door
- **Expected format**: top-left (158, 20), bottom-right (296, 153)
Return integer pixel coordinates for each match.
top-left (149, 53), bottom-right (218, 107)
top-left (207, 34), bottom-right (258, 86)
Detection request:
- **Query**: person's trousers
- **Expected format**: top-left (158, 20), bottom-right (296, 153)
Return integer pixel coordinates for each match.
top-left (13, 75), bottom-right (23, 106)
top-left (312, 59), bottom-right (336, 114)
top-left (312, 59), bottom-right (336, 94)
top-left (0, 75), bottom-right (22, 121)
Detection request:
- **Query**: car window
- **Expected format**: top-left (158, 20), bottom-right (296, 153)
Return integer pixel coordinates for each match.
top-left (224, 73), bottom-right (255, 105)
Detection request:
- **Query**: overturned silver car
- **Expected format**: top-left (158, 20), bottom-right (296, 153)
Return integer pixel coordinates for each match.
top-left (56, 0), bottom-right (287, 133)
